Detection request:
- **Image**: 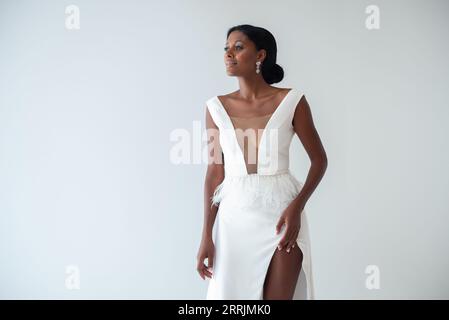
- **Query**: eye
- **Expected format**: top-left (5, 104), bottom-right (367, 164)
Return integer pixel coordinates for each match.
top-left (224, 45), bottom-right (243, 52)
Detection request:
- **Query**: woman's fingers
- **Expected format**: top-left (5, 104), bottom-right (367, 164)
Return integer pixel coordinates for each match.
top-left (203, 265), bottom-right (213, 278)
top-left (278, 232), bottom-right (292, 250)
top-left (286, 240), bottom-right (296, 253)
top-left (286, 229), bottom-right (299, 253)
top-left (277, 233), bottom-right (288, 250)
top-left (197, 255), bottom-right (214, 280)
top-left (275, 216), bottom-right (285, 234)
top-left (286, 230), bottom-right (299, 253)
top-left (198, 263), bottom-right (212, 279)
top-left (196, 261), bottom-right (205, 279)
top-left (278, 226), bottom-right (299, 251)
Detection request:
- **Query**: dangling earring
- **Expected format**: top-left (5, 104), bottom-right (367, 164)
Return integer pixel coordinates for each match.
top-left (256, 61), bottom-right (261, 74)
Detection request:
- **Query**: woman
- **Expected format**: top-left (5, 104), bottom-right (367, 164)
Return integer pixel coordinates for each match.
top-left (197, 24), bottom-right (328, 300)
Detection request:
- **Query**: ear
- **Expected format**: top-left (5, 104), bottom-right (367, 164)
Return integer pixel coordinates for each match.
top-left (256, 48), bottom-right (267, 62)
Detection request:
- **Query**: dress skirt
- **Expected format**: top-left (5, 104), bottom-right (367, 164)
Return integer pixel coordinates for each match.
top-left (206, 170), bottom-right (315, 300)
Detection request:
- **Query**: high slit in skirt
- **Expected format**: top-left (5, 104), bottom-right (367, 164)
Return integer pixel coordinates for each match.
top-left (206, 170), bottom-right (315, 300)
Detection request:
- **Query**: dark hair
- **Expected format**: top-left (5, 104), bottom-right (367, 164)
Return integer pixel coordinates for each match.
top-left (226, 24), bottom-right (284, 84)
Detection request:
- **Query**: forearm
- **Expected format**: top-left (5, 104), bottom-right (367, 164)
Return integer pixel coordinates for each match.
top-left (291, 158), bottom-right (328, 212)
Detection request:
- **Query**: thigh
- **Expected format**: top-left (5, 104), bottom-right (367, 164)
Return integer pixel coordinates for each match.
top-left (263, 242), bottom-right (303, 300)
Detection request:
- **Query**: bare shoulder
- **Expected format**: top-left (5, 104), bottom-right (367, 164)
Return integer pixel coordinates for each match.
top-left (292, 93), bottom-right (312, 127)
top-left (274, 86), bottom-right (293, 99)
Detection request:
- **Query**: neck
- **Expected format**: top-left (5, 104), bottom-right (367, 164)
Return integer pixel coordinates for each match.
top-left (236, 76), bottom-right (274, 100)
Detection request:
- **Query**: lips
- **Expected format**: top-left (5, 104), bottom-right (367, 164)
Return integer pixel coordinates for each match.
top-left (226, 61), bottom-right (237, 66)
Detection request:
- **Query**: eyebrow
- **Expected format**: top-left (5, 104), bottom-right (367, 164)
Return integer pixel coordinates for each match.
top-left (225, 39), bottom-right (245, 44)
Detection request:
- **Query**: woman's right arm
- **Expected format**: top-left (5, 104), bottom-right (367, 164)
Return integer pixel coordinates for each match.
top-left (201, 105), bottom-right (224, 240)
top-left (197, 105), bottom-right (224, 280)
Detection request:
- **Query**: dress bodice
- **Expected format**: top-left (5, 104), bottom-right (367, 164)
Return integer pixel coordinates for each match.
top-left (206, 88), bottom-right (304, 177)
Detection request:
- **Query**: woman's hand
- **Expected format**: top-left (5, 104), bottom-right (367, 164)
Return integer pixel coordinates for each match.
top-left (196, 236), bottom-right (215, 280)
top-left (275, 202), bottom-right (304, 253)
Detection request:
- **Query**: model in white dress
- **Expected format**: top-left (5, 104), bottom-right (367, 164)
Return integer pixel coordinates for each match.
top-left (205, 88), bottom-right (315, 300)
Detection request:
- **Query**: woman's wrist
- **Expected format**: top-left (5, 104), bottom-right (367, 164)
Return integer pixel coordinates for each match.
top-left (202, 230), bottom-right (213, 241)
top-left (290, 194), bottom-right (306, 214)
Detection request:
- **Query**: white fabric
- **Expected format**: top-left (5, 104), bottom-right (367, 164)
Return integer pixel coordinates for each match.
top-left (205, 88), bottom-right (315, 300)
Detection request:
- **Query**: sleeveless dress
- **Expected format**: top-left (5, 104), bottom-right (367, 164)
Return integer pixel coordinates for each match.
top-left (205, 88), bottom-right (315, 300)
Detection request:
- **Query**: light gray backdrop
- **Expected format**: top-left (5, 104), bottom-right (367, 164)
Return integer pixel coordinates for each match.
top-left (0, 0), bottom-right (448, 299)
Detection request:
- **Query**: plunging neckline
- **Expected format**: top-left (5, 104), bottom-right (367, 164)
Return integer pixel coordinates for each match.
top-left (214, 88), bottom-right (294, 175)
top-left (230, 112), bottom-right (273, 119)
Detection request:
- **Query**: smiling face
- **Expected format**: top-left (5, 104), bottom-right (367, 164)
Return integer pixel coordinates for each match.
top-left (224, 30), bottom-right (266, 77)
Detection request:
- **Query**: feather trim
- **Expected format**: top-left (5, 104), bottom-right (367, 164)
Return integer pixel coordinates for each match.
top-left (210, 171), bottom-right (303, 209)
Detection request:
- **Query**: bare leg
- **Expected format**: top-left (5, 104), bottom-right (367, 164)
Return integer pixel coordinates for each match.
top-left (263, 242), bottom-right (303, 300)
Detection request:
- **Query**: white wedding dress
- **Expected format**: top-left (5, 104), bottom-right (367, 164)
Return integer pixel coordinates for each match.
top-left (205, 88), bottom-right (315, 300)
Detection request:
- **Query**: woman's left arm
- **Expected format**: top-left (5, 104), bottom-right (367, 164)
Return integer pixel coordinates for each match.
top-left (289, 94), bottom-right (328, 211)
top-left (276, 94), bottom-right (328, 252)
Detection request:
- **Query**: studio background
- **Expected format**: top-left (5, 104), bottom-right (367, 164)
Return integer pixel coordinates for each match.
top-left (0, 0), bottom-right (448, 299)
